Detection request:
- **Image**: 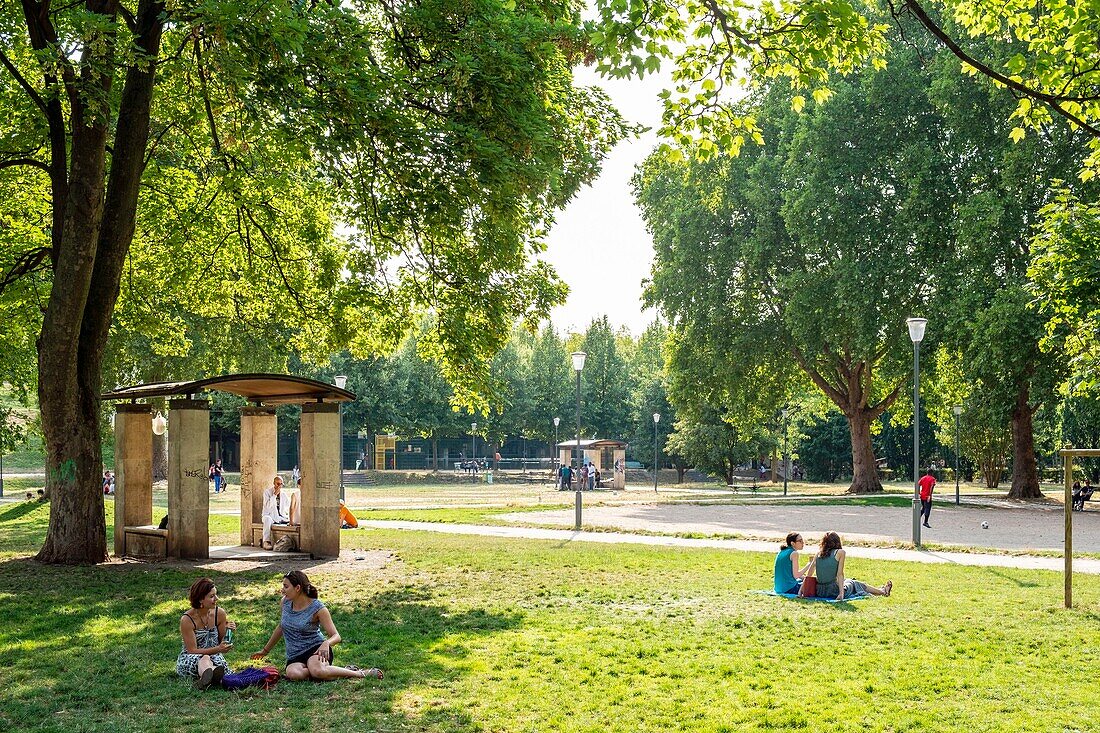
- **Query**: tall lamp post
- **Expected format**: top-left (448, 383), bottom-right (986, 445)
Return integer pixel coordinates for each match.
top-left (471, 422), bottom-right (478, 466)
top-left (335, 375), bottom-right (347, 501)
top-left (571, 351), bottom-right (586, 530)
top-left (653, 413), bottom-right (661, 493)
top-left (953, 404), bottom-right (963, 505)
top-left (553, 417), bottom-right (560, 470)
top-left (907, 317), bottom-right (927, 548)
top-left (781, 407), bottom-right (790, 497)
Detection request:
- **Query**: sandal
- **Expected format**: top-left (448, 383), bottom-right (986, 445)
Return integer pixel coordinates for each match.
top-left (346, 665), bottom-right (383, 679)
top-left (212, 665), bottom-right (226, 688)
top-left (884, 580), bottom-right (893, 597)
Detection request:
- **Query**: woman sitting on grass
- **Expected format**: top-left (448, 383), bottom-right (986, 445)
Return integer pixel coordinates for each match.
top-left (773, 532), bottom-right (815, 595)
top-left (177, 577), bottom-right (235, 690)
top-left (251, 570), bottom-right (383, 682)
top-left (803, 532), bottom-right (893, 601)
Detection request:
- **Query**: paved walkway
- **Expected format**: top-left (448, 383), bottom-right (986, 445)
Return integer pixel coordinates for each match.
top-left (357, 519), bottom-right (1100, 575)
top-left (497, 501), bottom-right (1100, 553)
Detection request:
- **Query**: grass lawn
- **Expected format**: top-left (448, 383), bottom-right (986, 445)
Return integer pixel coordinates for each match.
top-left (2, 500), bottom-right (1099, 732)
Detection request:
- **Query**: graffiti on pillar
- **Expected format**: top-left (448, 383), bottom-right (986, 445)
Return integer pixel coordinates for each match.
top-left (184, 468), bottom-right (205, 478)
top-left (317, 481), bottom-right (334, 489)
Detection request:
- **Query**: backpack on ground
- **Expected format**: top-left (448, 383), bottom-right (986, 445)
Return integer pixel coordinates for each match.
top-left (222, 665), bottom-right (280, 691)
top-left (272, 535), bottom-right (297, 552)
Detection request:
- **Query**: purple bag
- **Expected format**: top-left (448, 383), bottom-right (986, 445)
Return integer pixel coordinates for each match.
top-left (221, 666), bottom-right (278, 690)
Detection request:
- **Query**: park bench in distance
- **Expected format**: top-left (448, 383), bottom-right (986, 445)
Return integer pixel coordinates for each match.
top-left (727, 470), bottom-right (759, 494)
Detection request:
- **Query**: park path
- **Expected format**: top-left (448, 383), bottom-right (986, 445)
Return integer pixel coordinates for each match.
top-left (356, 519), bottom-right (1100, 575)
top-left (496, 501), bottom-right (1100, 553)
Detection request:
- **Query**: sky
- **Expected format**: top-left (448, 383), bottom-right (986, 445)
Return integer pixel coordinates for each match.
top-left (541, 64), bottom-right (671, 337)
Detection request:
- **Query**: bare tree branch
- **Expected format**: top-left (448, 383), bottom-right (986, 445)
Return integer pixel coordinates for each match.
top-left (900, 0), bottom-right (1100, 138)
top-left (0, 158), bottom-right (51, 174)
top-left (0, 49), bottom-right (49, 115)
top-left (0, 247), bottom-right (54, 295)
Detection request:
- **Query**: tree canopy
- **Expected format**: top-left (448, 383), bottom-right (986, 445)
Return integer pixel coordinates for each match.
top-left (636, 36), bottom-right (957, 492)
top-left (590, 0), bottom-right (1100, 169)
top-left (0, 0), bottom-right (627, 562)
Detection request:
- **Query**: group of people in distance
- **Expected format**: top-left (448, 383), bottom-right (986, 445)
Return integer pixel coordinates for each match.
top-left (1072, 479), bottom-right (1096, 511)
top-left (177, 571), bottom-right (383, 690)
top-left (557, 462), bottom-right (599, 490)
top-left (774, 532), bottom-right (893, 601)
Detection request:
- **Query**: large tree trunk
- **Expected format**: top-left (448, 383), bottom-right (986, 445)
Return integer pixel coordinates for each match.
top-left (36, 374), bottom-right (109, 563)
top-left (152, 431), bottom-right (168, 481)
top-left (846, 408), bottom-right (883, 494)
top-left (790, 351), bottom-right (897, 495)
top-left (34, 0), bottom-right (165, 563)
top-left (1008, 384), bottom-right (1042, 499)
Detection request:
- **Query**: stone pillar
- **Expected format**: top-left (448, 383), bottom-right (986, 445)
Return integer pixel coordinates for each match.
top-left (239, 406), bottom-right (278, 546)
top-left (559, 448), bottom-right (571, 468)
top-left (113, 404), bottom-right (154, 557)
top-left (301, 402), bottom-right (340, 558)
top-left (613, 448), bottom-right (626, 490)
top-left (167, 399), bottom-right (210, 559)
top-left (584, 449), bottom-right (598, 469)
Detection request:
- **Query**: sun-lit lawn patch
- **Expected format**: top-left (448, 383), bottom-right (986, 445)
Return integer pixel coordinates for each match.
top-left (2, 500), bottom-right (1099, 732)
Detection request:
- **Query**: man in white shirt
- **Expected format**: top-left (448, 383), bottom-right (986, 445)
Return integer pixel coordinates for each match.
top-left (261, 476), bottom-right (289, 549)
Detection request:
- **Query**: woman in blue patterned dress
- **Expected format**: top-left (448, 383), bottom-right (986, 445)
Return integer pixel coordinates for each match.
top-left (176, 577), bottom-right (235, 690)
top-left (251, 570), bottom-right (383, 681)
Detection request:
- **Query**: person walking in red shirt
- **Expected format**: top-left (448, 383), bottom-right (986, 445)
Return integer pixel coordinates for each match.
top-left (918, 470), bottom-right (937, 528)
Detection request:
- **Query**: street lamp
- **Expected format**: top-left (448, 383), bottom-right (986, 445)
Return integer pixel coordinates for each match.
top-left (953, 404), bottom-right (963, 505)
top-left (781, 407), bottom-right (790, 497)
top-left (152, 412), bottom-right (167, 436)
top-left (571, 351), bottom-right (587, 530)
top-left (335, 375), bottom-right (347, 501)
top-left (553, 416), bottom-right (560, 471)
top-left (907, 317), bottom-right (927, 548)
top-left (653, 413), bottom-right (661, 493)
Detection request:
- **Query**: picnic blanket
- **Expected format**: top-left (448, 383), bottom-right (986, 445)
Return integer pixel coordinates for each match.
top-left (755, 590), bottom-right (870, 603)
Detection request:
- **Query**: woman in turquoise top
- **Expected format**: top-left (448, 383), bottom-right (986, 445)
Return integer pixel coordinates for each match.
top-left (252, 570), bottom-right (383, 681)
top-left (773, 532), bottom-right (815, 594)
top-left (805, 532), bottom-right (893, 600)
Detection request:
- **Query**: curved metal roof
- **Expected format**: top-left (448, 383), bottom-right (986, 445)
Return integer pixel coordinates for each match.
top-left (556, 439), bottom-right (629, 449)
top-left (101, 373), bottom-right (355, 405)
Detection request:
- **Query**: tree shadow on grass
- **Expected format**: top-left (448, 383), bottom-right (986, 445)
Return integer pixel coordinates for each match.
top-left (0, 558), bottom-right (520, 733)
top-left (982, 567), bottom-right (1043, 588)
top-left (0, 501), bottom-right (50, 554)
top-left (0, 500), bottom-right (47, 521)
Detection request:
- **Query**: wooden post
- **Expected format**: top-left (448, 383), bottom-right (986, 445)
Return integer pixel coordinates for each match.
top-left (1065, 446), bottom-right (1073, 609)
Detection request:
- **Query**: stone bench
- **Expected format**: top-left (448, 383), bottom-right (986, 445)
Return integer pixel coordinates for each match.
top-left (250, 522), bottom-right (301, 548)
top-left (124, 525), bottom-right (168, 558)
